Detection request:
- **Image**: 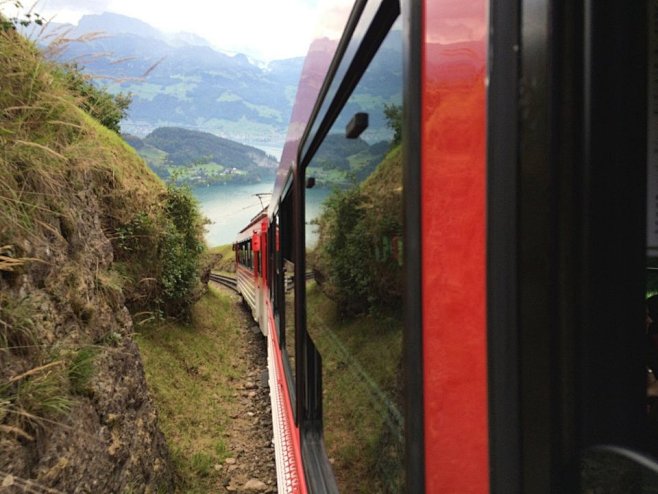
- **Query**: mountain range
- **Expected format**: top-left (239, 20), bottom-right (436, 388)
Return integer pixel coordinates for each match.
top-left (31, 12), bottom-right (402, 179)
top-left (37, 12), bottom-right (304, 155)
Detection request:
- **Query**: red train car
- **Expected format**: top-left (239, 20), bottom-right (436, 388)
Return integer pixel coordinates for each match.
top-left (235, 210), bottom-right (269, 333)
top-left (235, 0), bottom-right (656, 491)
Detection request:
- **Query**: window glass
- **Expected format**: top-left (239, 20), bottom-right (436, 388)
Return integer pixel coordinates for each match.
top-left (304, 24), bottom-right (404, 493)
top-left (648, 0), bottom-right (658, 460)
top-left (273, 216), bottom-right (283, 326)
top-left (580, 448), bottom-right (658, 492)
top-left (284, 257), bottom-right (296, 378)
top-left (583, 1), bottom-right (658, 486)
top-left (280, 192), bottom-right (296, 392)
top-left (301, 0), bottom-right (384, 160)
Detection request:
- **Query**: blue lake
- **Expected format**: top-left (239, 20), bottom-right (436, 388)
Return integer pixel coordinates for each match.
top-left (193, 183), bottom-right (330, 247)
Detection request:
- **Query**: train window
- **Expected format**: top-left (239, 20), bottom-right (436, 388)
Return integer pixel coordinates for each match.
top-left (303, 20), bottom-right (404, 493)
top-left (507, 0), bottom-right (658, 490)
top-left (280, 189), bottom-right (296, 394)
top-left (273, 214), bottom-right (283, 328)
top-left (270, 216), bottom-right (277, 300)
top-left (283, 258), bottom-right (295, 378)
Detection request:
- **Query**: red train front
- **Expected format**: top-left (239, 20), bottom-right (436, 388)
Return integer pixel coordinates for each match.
top-left (233, 0), bottom-right (657, 492)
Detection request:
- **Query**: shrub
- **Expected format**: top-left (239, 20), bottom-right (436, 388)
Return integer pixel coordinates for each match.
top-left (113, 184), bottom-right (206, 320)
top-left (53, 63), bottom-right (132, 133)
top-left (0, 2), bottom-right (44, 32)
top-left (312, 146), bottom-right (403, 316)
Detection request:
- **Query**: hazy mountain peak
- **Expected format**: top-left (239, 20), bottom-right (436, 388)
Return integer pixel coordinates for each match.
top-left (164, 31), bottom-right (212, 48)
top-left (77, 12), bottom-right (162, 39)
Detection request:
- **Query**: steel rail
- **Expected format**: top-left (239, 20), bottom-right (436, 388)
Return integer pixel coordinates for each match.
top-left (209, 272), bottom-right (238, 291)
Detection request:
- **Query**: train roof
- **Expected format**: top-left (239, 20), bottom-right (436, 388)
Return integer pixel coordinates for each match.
top-left (235, 208), bottom-right (268, 242)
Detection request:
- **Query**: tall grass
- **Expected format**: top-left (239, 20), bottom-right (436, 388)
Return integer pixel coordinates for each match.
top-left (0, 25), bottom-right (206, 322)
top-left (0, 27), bottom-right (163, 249)
top-left (0, 361), bottom-right (71, 439)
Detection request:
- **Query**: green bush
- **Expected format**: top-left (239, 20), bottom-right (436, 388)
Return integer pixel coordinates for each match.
top-left (0, 2), bottom-right (44, 32)
top-left (114, 184), bottom-right (206, 320)
top-left (53, 63), bottom-right (132, 133)
top-left (313, 146), bottom-right (403, 316)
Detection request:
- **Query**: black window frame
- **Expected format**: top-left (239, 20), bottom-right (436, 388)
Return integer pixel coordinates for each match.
top-left (291, 0), bottom-right (406, 491)
top-left (487, 0), bottom-right (649, 492)
top-left (279, 177), bottom-right (297, 416)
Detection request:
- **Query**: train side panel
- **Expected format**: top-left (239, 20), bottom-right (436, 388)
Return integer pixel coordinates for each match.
top-left (235, 213), bottom-right (269, 335)
top-left (236, 264), bottom-right (257, 316)
top-left (421, 0), bottom-right (489, 491)
top-left (265, 296), bottom-right (308, 494)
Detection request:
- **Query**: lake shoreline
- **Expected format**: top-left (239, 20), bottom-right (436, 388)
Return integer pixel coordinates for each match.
top-left (194, 183), bottom-right (329, 247)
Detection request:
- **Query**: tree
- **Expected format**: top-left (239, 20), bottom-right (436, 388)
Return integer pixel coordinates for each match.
top-left (383, 103), bottom-right (402, 146)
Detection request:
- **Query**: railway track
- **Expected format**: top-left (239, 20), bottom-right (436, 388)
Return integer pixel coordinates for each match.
top-left (209, 272), bottom-right (238, 291)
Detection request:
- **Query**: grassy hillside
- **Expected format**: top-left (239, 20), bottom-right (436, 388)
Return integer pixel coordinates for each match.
top-left (307, 134), bottom-right (390, 188)
top-left (209, 244), bottom-right (236, 274)
top-left (136, 287), bottom-right (242, 492)
top-left (0, 25), bottom-right (204, 491)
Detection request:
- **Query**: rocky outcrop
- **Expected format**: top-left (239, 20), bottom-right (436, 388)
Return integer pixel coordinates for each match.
top-left (0, 175), bottom-right (173, 492)
top-left (0, 23), bottom-right (185, 493)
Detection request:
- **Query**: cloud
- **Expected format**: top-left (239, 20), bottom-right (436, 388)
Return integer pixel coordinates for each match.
top-left (40, 0), bottom-right (111, 9)
top-left (23, 0), bottom-right (320, 60)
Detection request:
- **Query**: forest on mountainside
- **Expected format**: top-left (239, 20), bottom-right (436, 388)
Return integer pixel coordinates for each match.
top-left (124, 126), bottom-right (278, 186)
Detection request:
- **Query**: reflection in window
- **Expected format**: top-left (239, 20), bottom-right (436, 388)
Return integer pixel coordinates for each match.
top-left (304, 24), bottom-right (404, 493)
top-left (279, 192), bottom-right (296, 391)
top-left (580, 447), bottom-right (658, 493)
top-left (284, 258), bottom-right (296, 379)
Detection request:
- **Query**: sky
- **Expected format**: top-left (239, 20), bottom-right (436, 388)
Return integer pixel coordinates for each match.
top-left (6, 0), bottom-right (323, 60)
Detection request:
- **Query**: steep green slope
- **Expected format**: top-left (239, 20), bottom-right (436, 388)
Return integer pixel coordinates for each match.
top-left (0, 26), bottom-right (207, 492)
top-left (303, 134), bottom-right (391, 188)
